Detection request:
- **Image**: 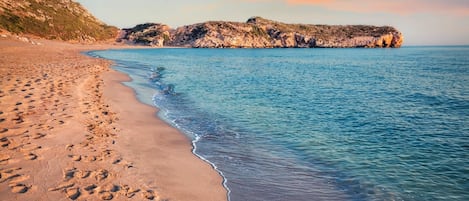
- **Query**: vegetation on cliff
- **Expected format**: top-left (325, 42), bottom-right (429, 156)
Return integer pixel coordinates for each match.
top-left (0, 0), bottom-right (118, 42)
top-left (120, 17), bottom-right (403, 48)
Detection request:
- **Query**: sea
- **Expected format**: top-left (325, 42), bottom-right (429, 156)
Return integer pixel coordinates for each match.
top-left (88, 46), bottom-right (469, 201)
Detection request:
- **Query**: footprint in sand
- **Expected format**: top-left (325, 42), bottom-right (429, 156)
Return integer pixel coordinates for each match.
top-left (9, 141), bottom-right (28, 152)
top-left (52, 168), bottom-right (150, 200)
top-left (93, 169), bottom-right (109, 182)
top-left (24, 152), bottom-right (38, 160)
top-left (65, 187), bottom-right (81, 200)
top-left (120, 185), bottom-right (140, 198)
top-left (65, 144), bottom-right (74, 151)
top-left (84, 184), bottom-right (97, 194)
top-left (99, 191), bottom-right (113, 200)
top-left (48, 182), bottom-right (81, 200)
top-left (84, 155), bottom-right (97, 162)
top-left (20, 143), bottom-right (42, 152)
top-left (9, 183), bottom-right (30, 193)
top-left (100, 149), bottom-right (114, 159)
top-left (111, 157), bottom-right (122, 164)
top-left (0, 172), bottom-right (21, 183)
top-left (48, 182), bottom-right (75, 192)
top-left (94, 183), bottom-right (152, 200)
top-left (12, 115), bottom-right (24, 124)
top-left (68, 154), bottom-right (82, 161)
top-left (142, 189), bottom-right (157, 200)
top-left (63, 167), bottom-right (77, 181)
top-left (96, 183), bottom-right (121, 200)
top-left (0, 154), bottom-right (11, 164)
top-left (1, 137), bottom-right (11, 147)
top-left (0, 167), bottom-right (23, 183)
top-left (32, 133), bottom-right (47, 139)
top-left (75, 170), bottom-right (91, 179)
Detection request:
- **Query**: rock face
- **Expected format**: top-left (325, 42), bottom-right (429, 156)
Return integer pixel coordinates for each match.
top-left (118, 23), bottom-right (171, 46)
top-left (0, 0), bottom-right (118, 42)
top-left (120, 17), bottom-right (403, 48)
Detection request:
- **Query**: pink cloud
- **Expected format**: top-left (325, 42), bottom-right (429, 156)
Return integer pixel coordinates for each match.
top-left (285, 0), bottom-right (469, 16)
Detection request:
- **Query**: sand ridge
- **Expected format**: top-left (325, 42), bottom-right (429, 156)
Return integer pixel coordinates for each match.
top-left (0, 37), bottom-right (227, 200)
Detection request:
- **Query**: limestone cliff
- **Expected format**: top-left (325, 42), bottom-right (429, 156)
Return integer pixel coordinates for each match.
top-left (118, 23), bottom-right (171, 46)
top-left (0, 0), bottom-right (118, 42)
top-left (120, 17), bottom-right (403, 48)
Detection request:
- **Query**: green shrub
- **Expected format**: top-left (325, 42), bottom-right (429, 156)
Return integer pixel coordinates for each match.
top-left (0, 0), bottom-right (118, 41)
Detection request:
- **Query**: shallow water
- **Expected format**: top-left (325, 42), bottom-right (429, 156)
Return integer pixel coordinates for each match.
top-left (89, 46), bottom-right (469, 201)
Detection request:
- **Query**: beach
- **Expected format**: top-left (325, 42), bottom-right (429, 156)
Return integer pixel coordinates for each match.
top-left (0, 36), bottom-right (227, 201)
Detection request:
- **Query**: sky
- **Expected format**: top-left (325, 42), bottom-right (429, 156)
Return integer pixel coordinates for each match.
top-left (76, 0), bottom-right (469, 45)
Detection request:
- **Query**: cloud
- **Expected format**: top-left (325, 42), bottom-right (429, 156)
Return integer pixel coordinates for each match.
top-left (285, 0), bottom-right (469, 16)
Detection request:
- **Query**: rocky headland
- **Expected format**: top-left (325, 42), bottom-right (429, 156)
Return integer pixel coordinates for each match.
top-left (0, 0), bottom-right (403, 48)
top-left (0, 0), bottom-right (118, 42)
top-left (119, 17), bottom-right (403, 48)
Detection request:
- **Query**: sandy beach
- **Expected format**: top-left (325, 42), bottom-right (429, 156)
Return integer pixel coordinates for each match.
top-left (0, 36), bottom-right (226, 200)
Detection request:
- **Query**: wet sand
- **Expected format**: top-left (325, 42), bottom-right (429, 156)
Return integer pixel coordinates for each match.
top-left (0, 36), bottom-right (227, 201)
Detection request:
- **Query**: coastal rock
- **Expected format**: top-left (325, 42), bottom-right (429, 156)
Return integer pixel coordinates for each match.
top-left (118, 23), bottom-right (171, 47)
top-left (121, 16), bottom-right (404, 48)
top-left (169, 22), bottom-right (272, 48)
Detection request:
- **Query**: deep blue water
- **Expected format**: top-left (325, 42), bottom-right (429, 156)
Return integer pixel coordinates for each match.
top-left (89, 46), bottom-right (469, 201)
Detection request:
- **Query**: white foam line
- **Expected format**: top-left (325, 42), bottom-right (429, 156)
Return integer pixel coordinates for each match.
top-left (191, 135), bottom-right (232, 201)
top-left (154, 101), bottom-right (232, 201)
top-left (92, 53), bottom-right (233, 200)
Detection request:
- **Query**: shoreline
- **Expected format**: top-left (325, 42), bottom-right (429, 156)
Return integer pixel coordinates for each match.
top-left (95, 53), bottom-right (232, 200)
top-left (0, 37), bottom-right (227, 200)
top-left (102, 64), bottom-right (228, 201)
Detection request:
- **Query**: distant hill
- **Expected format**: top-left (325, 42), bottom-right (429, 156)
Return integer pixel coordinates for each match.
top-left (120, 17), bottom-right (403, 48)
top-left (0, 0), bottom-right (118, 42)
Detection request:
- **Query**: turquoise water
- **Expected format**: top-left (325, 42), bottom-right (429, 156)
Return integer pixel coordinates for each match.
top-left (89, 47), bottom-right (469, 201)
